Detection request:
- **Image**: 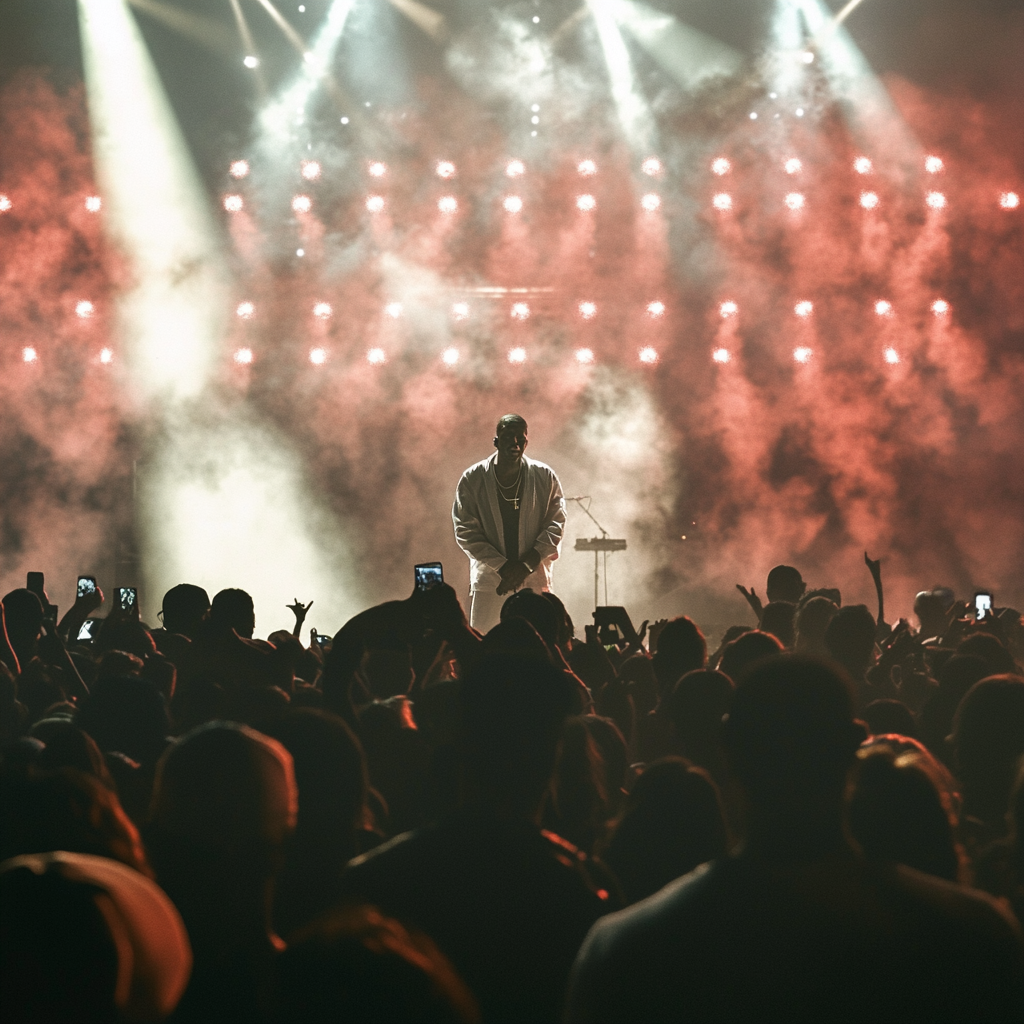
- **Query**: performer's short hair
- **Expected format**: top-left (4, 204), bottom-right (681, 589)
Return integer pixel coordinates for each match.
top-left (496, 413), bottom-right (527, 435)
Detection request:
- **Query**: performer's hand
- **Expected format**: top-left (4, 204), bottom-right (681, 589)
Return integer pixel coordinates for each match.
top-left (496, 561), bottom-right (530, 596)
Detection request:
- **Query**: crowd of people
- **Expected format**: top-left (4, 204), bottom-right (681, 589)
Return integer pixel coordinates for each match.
top-left (1, 559), bottom-right (1023, 1022)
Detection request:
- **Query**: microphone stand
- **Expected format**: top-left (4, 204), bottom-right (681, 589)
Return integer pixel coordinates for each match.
top-left (566, 496), bottom-right (614, 608)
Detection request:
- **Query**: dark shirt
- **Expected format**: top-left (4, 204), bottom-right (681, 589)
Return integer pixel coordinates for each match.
top-left (338, 807), bottom-right (613, 1022)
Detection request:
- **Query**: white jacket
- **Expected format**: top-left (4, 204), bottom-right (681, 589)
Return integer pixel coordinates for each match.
top-left (452, 453), bottom-right (566, 593)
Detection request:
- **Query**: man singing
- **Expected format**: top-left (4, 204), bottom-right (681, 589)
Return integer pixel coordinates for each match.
top-left (453, 414), bottom-right (566, 633)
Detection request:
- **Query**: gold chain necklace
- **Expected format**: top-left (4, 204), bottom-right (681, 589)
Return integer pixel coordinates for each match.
top-left (495, 465), bottom-right (523, 510)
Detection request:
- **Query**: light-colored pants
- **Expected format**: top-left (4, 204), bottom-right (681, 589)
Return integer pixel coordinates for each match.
top-left (469, 589), bottom-right (505, 634)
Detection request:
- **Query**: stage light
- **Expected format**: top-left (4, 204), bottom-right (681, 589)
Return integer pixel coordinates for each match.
top-left (441, 346), bottom-right (459, 366)
top-left (860, 191), bottom-right (879, 209)
top-left (784, 192), bottom-right (805, 210)
top-left (436, 161), bottom-right (456, 179)
top-left (801, 50), bottom-right (815, 64)
top-left (795, 300), bottom-right (813, 317)
top-left (578, 159), bottom-right (597, 176)
top-left (508, 347), bottom-right (527, 364)
top-left (367, 347), bottom-right (386, 365)
top-left (229, 160), bottom-right (249, 179)
top-left (76, 300), bottom-right (94, 318)
top-left (233, 347), bottom-right (253, 364)
top-left (451, 302), bottom-right (469, 320)
top-left (368, 161), bottom-right (387, 177)
top-left (712, 347), bottom-right (731, 363)
top-left (931, 299), bottom-right (949, 315)
top-left (385, 302), bottom-right (403, 318)
top-left (577, 194), bottom-right (596, 211)
top-left (438, 196), bottom-right (458, 214)
top-left (244, 55), bottom-right (259, 69)
top-left (340, 116), bottom-right (349, 124)
top-left (925, 155), bottom-right (943, 174)
top-left (85, 195), bottom-right (102, 211)
top-left (795, 107), bottom-right (804, 117)
top-left (99, 347), bottom-right (114, 364)
top-left (794, 346), bottom-right (813, 363)
top-left (575, 348), bottom-right (595, 364)
top-left (0, 195), bottom-right (10, 212)
top-left (510, 302), bottom-right (530, 320)
top-left (749, 112), bottom-right (758, 120)
top-left (22, 347), bottom-right (37, 363)
top-left (301, 160), bottom-right (321, 180)
top-left (505, 160), bottom-right (525, 177)
top-left (711, 157), bottom-right (731, 175)
top-left (638, 346), bottom-right (659, 364)
top-left (292, 194), bottom-right (311, 213)
top-left (579, 301), bottom-right (597, 319)
top-left (712, 193), bottom-right (732, 211)
top-left (884, 347), bottom-right (900, 365)
top-left (784, 158), bottom-right (802, 174)
top-left (641, 193), bottom-right (661, 211)
top-left (236, 301), bottom-right (254, 319)
top-left (366, 195), bottom-right (385, 213)
top-left (296, 249), bottom-right (304, 257)
top-left (854, 156), bottom-right (873, 174)
top-left (313, 302), bottom-right (332, 319)
top-left (1000, 191), bottom-right (1020, 209)
top-left (531, 104), bottom-right (540, 112)
top-left (875, 300), bottom-right (892, 316)
top-left (720, 300), bottom-right (738, 317)
top-left (503, 195), bottom-right (523, 213)
top-left (926, 191), bottom-right (946, 210)
top-left (309, 347), bottom-right (327, 365)
top-left (647, 301), bottom-right (665, 317)
top-left (642, 157), bottom-right (661, 176)
top-left (224, 194), bottom-right (244, 212)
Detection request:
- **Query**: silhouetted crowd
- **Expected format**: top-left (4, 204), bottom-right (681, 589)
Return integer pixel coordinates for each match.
top-left (1, 562), bottom-right (1023, 1022)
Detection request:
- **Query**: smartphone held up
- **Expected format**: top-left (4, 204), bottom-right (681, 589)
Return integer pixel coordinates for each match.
top-left (415, 562), bottom-right (444, 592)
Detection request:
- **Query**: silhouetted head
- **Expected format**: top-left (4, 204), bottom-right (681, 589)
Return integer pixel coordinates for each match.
top-left (76, 676), bottom-right (170, 768)
top-left (936, 654), bottom-right (989, 699)
top-left (956, 633), bottom-right (1017, 677)
top-left (96, 619), bottom-right (157, 659)
top-left (31, 719), bottom-right (113, 784)
top-left (663, 670), bottom-right (734, 750)
top-left (652, 617), bottom-right (707, 695)
top-left (824, 604), bottom-right (877, 679)
top-left (541, 591), bottom-right (574, 647)
top-left (160, 584), bottom-right (210, 639)
top-left (766, 565), bottom-right (805, 604)
top-left (1, 589), bottom-right (45, 666)
top-left (500, 589), bottom-right (559, 649)
top-left (719, 630), bottom-right (784, 682)
top-left (480, 617), bottom-right (553, 663)
top-left (862, 698), bottom-right (916, 739)
top-left (914, 590), bottom-right (949, 638)
top-left (759, 601), bottom-right (796, 648)
top-left (210, 588), bottom-right (256, 639)
top-left (493, 415), bottom-right (528, 464)
top-left (794, 596), bottom-right (838, 655)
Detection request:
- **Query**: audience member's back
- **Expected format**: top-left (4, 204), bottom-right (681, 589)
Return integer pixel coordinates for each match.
top-left (566, 655), bottom-right (1024, 1023)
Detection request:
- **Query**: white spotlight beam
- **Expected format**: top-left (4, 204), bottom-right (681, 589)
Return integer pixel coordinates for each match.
top-left (228, 0), bottom-right (267, 95)
top-left (127, 0), bottom-right (238, 59)
top-left (386, 0), bottom-right (449, 43)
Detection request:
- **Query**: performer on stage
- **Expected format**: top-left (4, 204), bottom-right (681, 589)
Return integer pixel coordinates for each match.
top-left (452, 414), bottom-right (566, 633)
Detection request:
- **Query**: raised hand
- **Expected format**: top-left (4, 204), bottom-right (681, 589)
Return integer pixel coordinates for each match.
top-left (287, 599), bottom-right (313, 637)
top-left (736, 584), bottom-right (764, 622)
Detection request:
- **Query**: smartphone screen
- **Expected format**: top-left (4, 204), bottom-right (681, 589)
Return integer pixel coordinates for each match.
top-left (117, 587), bottom-right (137, 611)
top-left (77, 576), bottom-right (97, 598)
top-left (77, 619), bottom-right (98, 641)
top-left (974, 592), bottom-right (993, 622)
top-left (414, 562), bottom-right (444, 592)
top-left (315, 633), bottom-right (332, 647)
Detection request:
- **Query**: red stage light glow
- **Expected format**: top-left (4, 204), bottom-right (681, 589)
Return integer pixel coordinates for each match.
top-left (438, 195), bottom-right (458, 213)
top-left (292, 194), bottom-right (312, 213)
top-left (309, 347), bottom-right (327, 365)
top-left (925, 155), bottom-right (944, 174)
top-left (76, 300), bottom-right (94, 318)
top-left (229, 160), bottom-right (249, 178)
top-left (0, 195), bottom-right (11, 212)
top-left (719, 300), bottom-right (738, 317)
top-left (711, 158), bottom-right (730, 175)
top-left (367, 348), bottom-right (386, 365)
top-left (577, 159), bottom-right (597, 176)
top-left (510, 302), bottom-right (530, 320)
top-left (712, 193), bottom-right (732, 211)
top-left (99, 348), bottom-right (114, 364)
top-left (1000, 191), bottom-right (1020, 209)
top-left (884, 347), bottom-right (900, 365)
top-left (224, 194), bottom-right (244, 212)
top-left (85, 195), bottom-right (102, 212)
top-left (313, 302), bottom-right (332, 319)
top-left (647, 301), bottom-right (665, 317)
top-left (875, 300), bottom-right (893, 316)
top-left (712, 348), bottom-right (731, 364)
top-left (301, 161), bottom-right (321, 180)
top-left (236, 302), bottom-right (254, 319)
top-left (794, 346), bottom-right (813, 363)
top-left (784, 158), bottom-right (802, 174)
top-left (505, 160), bottom-right (525, 177)
top-left (368, 161), bottom-right (387, 177)
top-left (436, 161), bottom-right (456, 179)
top-left (642, 157), bottom-right (661, 176)
top-left (234, 347), bottom-right (253, 365)
top-left (22, 347), bottom-right (38, 362)
top-left (578, 301), bottom-right (597, 319)
top-left (784, 192), bottom-right (805, 210)
top-left (638, 346), bottom-right (658, 364)
top-left (576, 194), bottom-right (596, 211)
top-left (854, 157), bottom-right (873, 174)
top-left (503, 195), bottom-right (523, 213)
top-left (640, 193), bottom-right (660, 212)
top-left (508, 346), bottom-right (527, 363)
top-left (926, 191), bottom-right (946, 209)
top-left (575, 348), bottom-right (595, 364)
top-left (794, 301), bottom-right (813, 317)
top-left (860, 191), bottom-right (879, 209)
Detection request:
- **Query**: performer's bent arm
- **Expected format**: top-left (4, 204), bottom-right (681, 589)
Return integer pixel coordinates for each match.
top-left (525, 471), bottom-right (566, 569)
top-left (452, 485), bottom-right (506, 572)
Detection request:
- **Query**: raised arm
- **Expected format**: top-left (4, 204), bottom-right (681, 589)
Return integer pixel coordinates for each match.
top-left (531, 470), bottom-right (566, 565)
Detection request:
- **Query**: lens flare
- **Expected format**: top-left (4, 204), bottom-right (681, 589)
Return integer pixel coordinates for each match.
top-left (438, 195), bottom-right (458, 214)
top-left (578, 301), bottom-right (597, 319)
top-left (931, 299), bottom-right (950, 315)
top-left (99, 347), bottom-right (114, 364)
top-left (510, 302), bottom-right (530, 320)
top-left (794, 346), bottom-right (813, 363)
top-left (712, 193), bottom-right (732, 211)
top-left (875, 300), bottom-right (893, 316)
top-left (292, 194), bottom-right (312, 213)
top-left (451, 302), bottom-right (469, 320)
top-left (925, 155), bottom-right (944, 174)
top-left (76, 300), bottom-right (94, 318)
top-left (436, 161), bottom-right (456, 179)
top-left (368, 161), bottom-right (387, 177)
top-left (860, 191), bottom-right (879, 209)
top-left (711, 157), bottom-right (731, 176)
top-left (508, 346), bottom-right (527, 364)
top-left (784, 192), bottom-right (805, 210)
top-left (642, 157), bottom-right (661, 176)
top-left (647, 301), bottom-right (665, 317)
top-left (719, 300), bottom-right (738, 317)
top-left (883, 347), bottom-right (900, 365)
top-left (577, 159), bottom-right (597, 176)
top-left (441, 346), bottom-right (459, 366)
top-left (243, 55), bottom-right (259, 69)
top-left (236, 301), bottom-right (254, 319)
top-left (301, 161), bottom-right (321, 180)
top-left (0, 195), bottom-right (11, 212)
top-left (233, 347), bottom-right (253, 365)
top-left (366, 195), bottom-right (385, 213)
top-left (575, 348), bottom-right (595, 364)
top-left (794, 301), bottom-right (813, 317)
top-left (503, 195), bottom-right (523, 213)
top-left (313, 302), bottom-right (332, 319)
top-left (854, 156), bottom-right (873, 174)
top-left (638, 346), bottom-right (659, 364)
top-left (576, 194), bottom-right (596, 211)
top-left (641, 193), bottom-right (661, 211)
top-left (505, 160), bottom-right (525, 177)
top-left (385, 302), bottom-right (403, 318)
top-left (367, 347), bottom-right (386, 365)
top-left (85, 195), bottom-right (102, 211)
top-left (784, 158), bottom-right (802, 174)
top-left (224, 194), bottom-right (244, 212)
top-left (229, 160), bottom-right (249, 179)
top-left (926, 191), bottom-right (946, 210)
top-left (999, 191), bottom-right (1020, 209)
top-left (22, 347), bottom-right (37, 362)
top-left (309, 347), bottom-right (327, 365)
top-left (712, 347), bottom-right (731, 363)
